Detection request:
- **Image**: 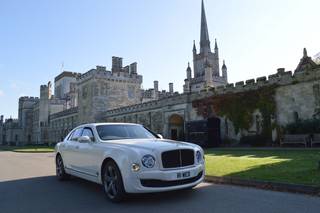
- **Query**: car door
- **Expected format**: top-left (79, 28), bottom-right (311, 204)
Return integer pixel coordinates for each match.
top-left (59, 130), bottom-right (75, 168)
top-left (76, 127), bottom-right (102, 178)
top-left (65, 127), bottom-right (83, 171)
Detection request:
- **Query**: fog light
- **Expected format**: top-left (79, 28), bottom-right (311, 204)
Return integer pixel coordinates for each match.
top-left (132, 163), bottom-right (140, 172)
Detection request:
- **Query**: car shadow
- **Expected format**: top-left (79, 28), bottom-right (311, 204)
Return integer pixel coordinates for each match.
top-left (0, 175), bottom-right (209, 213)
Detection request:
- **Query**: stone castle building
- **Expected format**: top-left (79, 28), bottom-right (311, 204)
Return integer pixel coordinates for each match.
top-left (1, 0), bottom-right (320, 146)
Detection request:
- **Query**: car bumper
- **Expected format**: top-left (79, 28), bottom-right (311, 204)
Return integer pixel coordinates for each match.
top-left (123, 163), bottom-right (205, 193)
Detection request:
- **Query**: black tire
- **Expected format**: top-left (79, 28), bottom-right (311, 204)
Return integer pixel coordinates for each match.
top-left (102, 160), bottom-right (126, 202)
top-left (56, 154), bottom-right (70, 181)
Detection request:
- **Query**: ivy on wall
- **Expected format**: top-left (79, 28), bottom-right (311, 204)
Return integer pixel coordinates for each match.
top-left (193, 85), bottom-right (277, 137)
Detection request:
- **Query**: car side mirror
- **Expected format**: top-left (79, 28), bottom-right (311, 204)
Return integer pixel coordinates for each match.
top-left (157, 134), bottom-right (163, 139)
top-left (78, 136), bottom-right (91, 143)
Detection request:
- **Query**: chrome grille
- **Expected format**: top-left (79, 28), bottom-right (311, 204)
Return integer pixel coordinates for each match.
top-left (161, 149), bottom-right (194, 168)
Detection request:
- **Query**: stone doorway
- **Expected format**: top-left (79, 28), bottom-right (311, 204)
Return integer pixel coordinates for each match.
top-left (169, 114), bottom-right (184, 141)
top-left (207, 116), bottom-right (221, 147)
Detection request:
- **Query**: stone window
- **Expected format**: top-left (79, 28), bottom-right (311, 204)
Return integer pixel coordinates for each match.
top-left (128, 85), bottom-right (135, 99)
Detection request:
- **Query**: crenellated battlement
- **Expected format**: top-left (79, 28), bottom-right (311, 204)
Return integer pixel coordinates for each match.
top-left (104, 67), bottom-right (320, 118)
top-left (49, 99), bottom-right (65, 105)
top-left (77, 66), bottom-right (143, 84)
top-left (50, 107), bottom-right (78, 120)
top-left (19, 96), bottom-right (39, 101)
top-left (207, 67), bottom-right (320, 95)
top-left (105, 92), bottom-right (189, 116)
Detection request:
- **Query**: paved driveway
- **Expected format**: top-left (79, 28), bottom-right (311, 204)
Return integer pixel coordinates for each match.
top-left (0, 151), bottom-right (319, 213)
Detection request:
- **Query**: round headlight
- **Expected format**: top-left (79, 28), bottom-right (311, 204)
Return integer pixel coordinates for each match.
top-left (141, 155), bottom-right (156, 168)
top-left (196, 151), bottom-right (202, 163)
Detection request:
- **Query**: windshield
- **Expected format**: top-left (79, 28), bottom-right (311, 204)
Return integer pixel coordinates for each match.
top-left (96, 124), bottom-right (158, 141)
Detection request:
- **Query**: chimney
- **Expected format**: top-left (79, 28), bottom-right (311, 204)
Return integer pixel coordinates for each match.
top-left (154, 81), bottom-right (159, 92)
top-left (112, 57), bottom-right (123, 72)
top-left (130, 62), bottom-right (137, 74)
top-left (169, 83), bottom-right (174, 93)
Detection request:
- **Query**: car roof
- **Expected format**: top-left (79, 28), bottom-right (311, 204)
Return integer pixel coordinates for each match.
top-left (77, 123), bottom-right (142, 128)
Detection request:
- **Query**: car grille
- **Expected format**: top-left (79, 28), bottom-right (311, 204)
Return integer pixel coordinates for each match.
top-left (140, 171), bottom-right (203, 188)
top-left (161, 149), bottom-right (195, 168)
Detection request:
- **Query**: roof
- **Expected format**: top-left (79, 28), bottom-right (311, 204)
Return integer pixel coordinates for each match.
top-left (54, 71), bottom-right (81, 82)
top-left (78, 123), bottom-right (141, 128)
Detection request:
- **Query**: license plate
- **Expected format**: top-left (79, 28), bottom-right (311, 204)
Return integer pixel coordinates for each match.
top-left (177, 171), bottom-right (191, 179)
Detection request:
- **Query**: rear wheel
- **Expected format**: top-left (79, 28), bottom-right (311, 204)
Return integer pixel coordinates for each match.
top-left (102, 161), bottom-right (126, 202)
top-left (56, 154), bottom-right (69, 181)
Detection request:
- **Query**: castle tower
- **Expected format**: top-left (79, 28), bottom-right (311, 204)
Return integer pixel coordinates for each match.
top-left (184, 0), bottom-right (228, 92)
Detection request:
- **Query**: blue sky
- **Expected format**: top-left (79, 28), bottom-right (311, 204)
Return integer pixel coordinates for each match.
top-left (0, 0), bottom-right (320, 118)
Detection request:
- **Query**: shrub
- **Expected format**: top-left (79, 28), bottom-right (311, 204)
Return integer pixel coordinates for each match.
top-left (285, 119), bottom-right (320, 134)
top-left (240, 135), bottom-right (271, 147)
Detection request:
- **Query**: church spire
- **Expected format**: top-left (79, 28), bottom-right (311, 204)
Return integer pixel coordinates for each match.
top-left (200, 0), bottom-right (211, 54)
top-left (303, 48), bottom-right (308, 58)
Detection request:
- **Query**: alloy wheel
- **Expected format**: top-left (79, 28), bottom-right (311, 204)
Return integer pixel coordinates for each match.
top-left (56, 156), bottom-right (63, 177)
top-left (104, 165), bottom-right (118, 199)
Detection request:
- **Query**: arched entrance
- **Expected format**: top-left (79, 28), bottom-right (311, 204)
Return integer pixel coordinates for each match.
top-left (169, 114), bottom-right (184, 141)
top-left (207, 116), bottom-right (221, 147)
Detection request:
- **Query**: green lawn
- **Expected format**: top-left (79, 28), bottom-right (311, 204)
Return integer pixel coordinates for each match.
top-left (0, 145), bottom-right (55, 153)
top-left (205, 149), bottom-right (320, 187)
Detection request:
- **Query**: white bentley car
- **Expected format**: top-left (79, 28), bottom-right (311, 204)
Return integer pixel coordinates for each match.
top-left (55, 123), bottom-right (205, 202)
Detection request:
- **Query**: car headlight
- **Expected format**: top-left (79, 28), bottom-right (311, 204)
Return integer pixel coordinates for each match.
top-left (196, 151), bottom-right (203, 163)
top-left (141, 155), bottom-right (156, 168)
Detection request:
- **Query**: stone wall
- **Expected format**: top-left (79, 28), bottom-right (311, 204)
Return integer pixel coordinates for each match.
top-left (78, 66), bottom-right (142, 124)
top-left (49, 107), bottom-right (79, 144)
top-left (103, 65), bottom-right (320, 142)
top-left (18, 97), bottom-right (39, 145)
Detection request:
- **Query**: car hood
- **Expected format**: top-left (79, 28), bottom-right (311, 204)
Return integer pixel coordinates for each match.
top-left (101, 138), bottom-right (198, 152)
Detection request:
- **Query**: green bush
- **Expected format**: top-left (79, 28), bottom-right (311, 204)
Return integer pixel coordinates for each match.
top-left (285, 119), bottom-right (320, 134)
top-left (240, 135), bottom-right (271, 147)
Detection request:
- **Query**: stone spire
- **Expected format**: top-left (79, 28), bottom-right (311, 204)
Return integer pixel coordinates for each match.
top-left (186, 62), bottom-right (192, 80)
top-left (200, 0), bottom-right (211, 55)
top-left (303, 48), bottom-right (308, 58)
top-left (295, 47), bottom-right (318, 73)
top-left (222, 60), bottom-right (228, 82)
top-left (214, 38), bottom-right (219, 57)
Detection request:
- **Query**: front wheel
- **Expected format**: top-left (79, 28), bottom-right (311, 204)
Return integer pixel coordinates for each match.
top-left (102, 161), bottom-right (126, 202)
top-left (56, 154), bottom-right (70, 181)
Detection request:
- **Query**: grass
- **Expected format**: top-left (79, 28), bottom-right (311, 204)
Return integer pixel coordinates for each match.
top-left (205, 148), bottom-right (320, 187)
top-left (0, 145), bottom-right (55, 153)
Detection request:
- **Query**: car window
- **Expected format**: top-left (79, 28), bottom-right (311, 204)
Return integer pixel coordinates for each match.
top-left (82, 128), bottom-right (95, 142)
top-left (70, 128), bottom-right (83, 141)
top-left (96, 125), bottom-right (156, 141)
top-left (67, 131), bottom-right (74, 140)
